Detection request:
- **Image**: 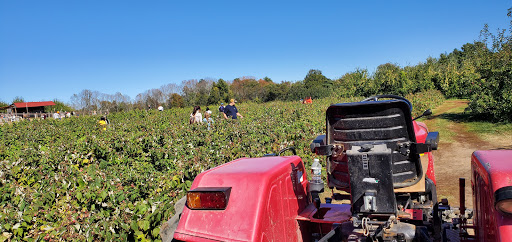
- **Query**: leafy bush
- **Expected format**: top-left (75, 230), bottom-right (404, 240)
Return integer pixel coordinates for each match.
top-left (467, 41), bottom-right (512, 122)
top-left (406, 90), bottom-right (446, 117)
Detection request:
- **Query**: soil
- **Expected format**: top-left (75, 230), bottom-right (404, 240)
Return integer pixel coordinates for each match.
top-left (423, 100), bottom-right (512, 209)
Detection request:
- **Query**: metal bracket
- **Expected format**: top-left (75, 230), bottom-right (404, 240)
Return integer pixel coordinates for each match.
top-left (313, 144), bottom-right (345, 157)
top-left (397, 142), bottom-right (432, 156)
top-left (313, 144), bottom-right (333, 156)
top-left (410, 143), bottom-right (432, 154)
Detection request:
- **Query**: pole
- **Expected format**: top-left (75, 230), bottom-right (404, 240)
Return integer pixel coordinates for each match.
top-left (459, 178), bottom-right (465, 217)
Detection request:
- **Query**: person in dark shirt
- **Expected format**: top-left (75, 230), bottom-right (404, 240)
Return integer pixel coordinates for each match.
top-left (223, 99), bottom-right (243, 120)
top-left (218, 103), bottom-right (225, 113)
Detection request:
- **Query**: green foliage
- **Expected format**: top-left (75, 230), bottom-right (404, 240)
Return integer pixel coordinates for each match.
top-left (0, 100), bottom-right (8, 113)
top-left (405, 90), bottom-right (445, 117)
top-left (168, 93), bottom-right (184, 108)
top-left (0, 91), bottom-right (443, 240)
top-left (263, 82), bottom-right (290, 102)
top-left (207, 87), bottom-right (221, 105)
top-left (45, 99), bottom-right (74, 112)
top-left (464, 24), bottom-right (512, 121)
top-left (214, 79), bottom-right (231, 103)
top-left (335, 68), bottom-right (370, 97)
top-left (303, 69), bottom-right (333, 98)
top-left (12, 96), bottom-right (25, 103)
top-left (373, 63), bottom-right (402, 95)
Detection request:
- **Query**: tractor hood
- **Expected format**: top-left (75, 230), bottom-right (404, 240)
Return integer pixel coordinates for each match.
top-left (174, 156), bottom-right (309, 242)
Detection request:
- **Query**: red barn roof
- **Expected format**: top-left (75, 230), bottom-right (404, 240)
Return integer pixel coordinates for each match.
top-left (13, 101), bottom-right (56, 108)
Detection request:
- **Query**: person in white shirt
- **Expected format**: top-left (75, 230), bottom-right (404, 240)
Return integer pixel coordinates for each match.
top-left (189, 106), bottom-right (203, 124)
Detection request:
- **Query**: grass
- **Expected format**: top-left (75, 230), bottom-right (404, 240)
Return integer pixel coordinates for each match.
top-left (422, 116), bottom-right (457, 143)
top-left (422, 99), bottom-right (512, 144)
top-left (465, 121), bottom-right (512, 146)
top-left (465, 121), bottom-right (512, 134)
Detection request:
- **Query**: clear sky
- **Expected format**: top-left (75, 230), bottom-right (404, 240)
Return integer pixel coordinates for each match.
top-left (0, 0), bottom-right (510, 103)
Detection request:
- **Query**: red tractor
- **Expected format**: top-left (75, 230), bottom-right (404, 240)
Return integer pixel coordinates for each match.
top-left (161, 95), bottom-right (512, 241)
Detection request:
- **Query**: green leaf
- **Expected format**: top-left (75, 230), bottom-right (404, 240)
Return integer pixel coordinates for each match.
top-left (152, 227), bottom-right (160, 238)
top-left (143, 220), bottom-right (150, 231)
top-left (22, 215), bottom-right (32, 222)
top-left (121, 223), bottom-right (130, 231)
top-left (19, 200), bottom-right (26, 211)
top-left (100, 190), bottom-right (108, 201)
top-left (135, 230), bottom-right (145, 239)
top-left (137, 220), bottom-right (150, 232)
top-left (130, 220), bottom-right (138, 232)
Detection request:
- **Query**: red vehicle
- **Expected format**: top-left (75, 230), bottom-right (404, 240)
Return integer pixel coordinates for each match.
top-left (162, 95), bottom-right (512, 241)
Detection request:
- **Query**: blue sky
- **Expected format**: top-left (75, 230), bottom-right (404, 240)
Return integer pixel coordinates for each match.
top-left (0, 1), bottom-right (510, 103)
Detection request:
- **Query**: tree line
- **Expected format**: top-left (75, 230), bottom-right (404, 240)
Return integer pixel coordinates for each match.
top-left (4, 9), bottom-right (511, 122)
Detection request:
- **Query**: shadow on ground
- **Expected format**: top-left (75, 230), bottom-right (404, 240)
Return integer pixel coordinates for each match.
top-left (493, 145), bottom-right (512, 150)
top-left (428, 112), bottom-right (486, 123)
top-left (429, 111), bottom-right (509, 125)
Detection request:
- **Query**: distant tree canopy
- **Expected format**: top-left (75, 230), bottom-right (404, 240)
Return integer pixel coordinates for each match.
top-left (0, 100), bottom-right (8, 113)
top-left (12, 96), bottom-right (25, 103)
top-left (45, 99), bottom-right (74, 112)
top-left (64, 8), bottom-right (511, 122)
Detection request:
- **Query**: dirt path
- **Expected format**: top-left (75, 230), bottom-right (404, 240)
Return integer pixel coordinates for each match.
top-left (423, 100), bottom-right (511, 209)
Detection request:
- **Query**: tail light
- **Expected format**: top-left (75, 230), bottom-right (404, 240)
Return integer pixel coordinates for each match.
top-left (495, 186), bottom-right (512, 214)
top-left (186, 187), bottom-right (231, 210)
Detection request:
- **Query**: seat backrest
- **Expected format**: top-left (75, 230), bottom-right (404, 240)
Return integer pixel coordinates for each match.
top-left (326, 100), bottom-right (422, 189)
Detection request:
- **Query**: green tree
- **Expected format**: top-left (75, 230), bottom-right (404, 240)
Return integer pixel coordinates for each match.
top-left (286, 81), bottom-right (308, 101)
top-left (411, 59), bottom-right (437, 93)
top-left (467, 8), bottom-right (512, 121)
top-left (264, 82), bottom-right (290, 101)
top-left (168, 93), bottom-right (184, 108)
top-left (373, 63), bottom-right (401, 95)
top-left (12, 96), bottom-right (24, 103)
top-left (207, 86), bottom-right (221, 105)
top-left (335, 68), bottom-right (370, 97)
top-left (231, 77), bottom-right (260, 101)
top-left (45, 99), bottom-right (74, 112)
top-left (302, 69), bottom-right (333, 99)
top-left (0, 100), bottom-right (8, 113)
top-left (216, 79), bottom-right (231, 103)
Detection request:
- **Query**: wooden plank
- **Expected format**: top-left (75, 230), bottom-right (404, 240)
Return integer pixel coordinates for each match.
top-left (394, 154), bottom-right (427, 193)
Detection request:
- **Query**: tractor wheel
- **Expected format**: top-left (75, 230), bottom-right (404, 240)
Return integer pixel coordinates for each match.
top-left (160, 196), bottom-right (186, 242)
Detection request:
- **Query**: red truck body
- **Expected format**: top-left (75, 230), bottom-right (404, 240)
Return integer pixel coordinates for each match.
top-left (174, 156), bottom-right (310, 242)
top-left (472, 150), bottom-right (512, 241)
top-left (414, 120), bottom-right (437, 185)
top-left (173, 150), bottom-right (512, 242)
